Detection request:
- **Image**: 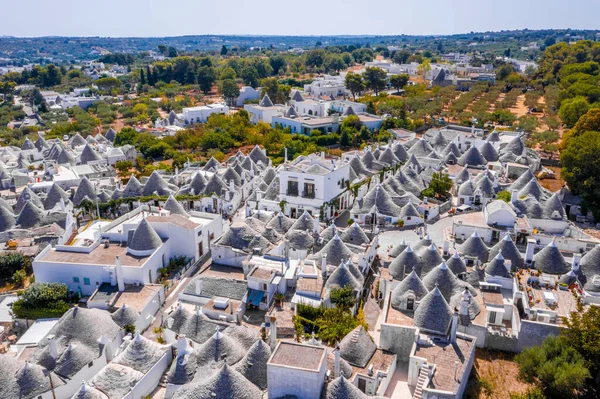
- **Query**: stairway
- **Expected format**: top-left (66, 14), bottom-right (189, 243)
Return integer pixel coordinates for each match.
top-left (413, 365), bottom-right (429, 399)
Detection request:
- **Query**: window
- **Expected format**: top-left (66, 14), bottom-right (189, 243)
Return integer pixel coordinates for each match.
top-left (83, 278), bottom-right (91, 285)
top-left (303, 183), bottom-right (315, 199)
top-left (407, 297), bottom-right (414, 310)
top-left (287, 180), bottom-right (299, 196)
top-left (488, 311), bottom-right (499, 324)
top-left (88, 361), bottom-right (94, 368)
top-left (73, 277), bottom-right (80, 283)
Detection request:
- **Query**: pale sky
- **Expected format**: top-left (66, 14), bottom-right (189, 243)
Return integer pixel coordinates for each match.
top-left (1, 0), bottom-right (599, 37)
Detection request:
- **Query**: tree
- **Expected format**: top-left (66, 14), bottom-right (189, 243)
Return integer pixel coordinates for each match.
top-left (241, 65), bottom-right (259, 87)
top-left (114, 127), bottom-right (138, 146)
top-left (305, 49), bottom-right (326, 68)
top-left (197, 65), bottom-right (216, 93)
top-left (363, 67), bottom-right (387, 95)
top-left (340, 129), bottom-right (350, 147)
top-left (569, 108), bottom-right (600, 138)
top-left (392, 49), bottom-right (411, 64)
top-left (427, 172), bottom-right (452, 198)
top-left (219, 79), bottom-right (240, 106)
top-left (115, 160), bottom-right (133, 175)
top-left (497, 64), bottom-right (516, 81)
top-left (417, 59), bottom-right (431, 82)
top-left (220, 67), bottom-right (236, 81)
top-left (95, 77), bottom-right (122, 93)
top-left (139, 68), bottom-right (146, 86)
top-left (167, 47), bottom-right (178, 57)
top-left (559, 96), bottom-right (591, 128)
top-left (390, 74), bottom-right (409, 93)
top-left (516, 115), bottom-right (540, 133)
top-left (516, 336), bottom-right (589, 399)
top-left (344, 72), bottom-right (365, 100)
top-left (221, 45), bottom-right (228, 56)
top-left (562, 306), bottom-right (600, 378)
top-left (561, 130), bottom-right (600, 219)
top-left (44, 64), bottom-right (63, 87)
top-left (0, 253), bottom-right (31, 279)
top-left (323, 54), bottom-right (346, 72)
top-left (329, 285), bottom-right (356, 310)
top-left (529, 130), bottom-right (560, 157)
top-left (269, 55), bottom-right (286, 75)
top-left (497, 190), bottom-right (512, 202)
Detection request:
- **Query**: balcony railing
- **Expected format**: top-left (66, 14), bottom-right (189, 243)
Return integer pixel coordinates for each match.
top-left (286, 189), bottom-right (299, 197)
top-left (303, 192), bottom-right (315, 199)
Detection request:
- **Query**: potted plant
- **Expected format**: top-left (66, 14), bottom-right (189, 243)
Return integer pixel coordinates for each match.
top-left (274, 292), bottom-right (285, 306)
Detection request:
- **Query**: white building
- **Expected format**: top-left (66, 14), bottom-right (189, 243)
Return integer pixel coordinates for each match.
top-left (182, 103), bottom-right (229, 124)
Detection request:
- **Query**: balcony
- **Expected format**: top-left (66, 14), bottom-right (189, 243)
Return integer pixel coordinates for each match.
top-left (286, 190), bottom-right (299, 197)
top-left (303, 192), bottom-right (315, 199)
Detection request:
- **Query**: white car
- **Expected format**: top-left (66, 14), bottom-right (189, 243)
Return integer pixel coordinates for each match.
top-left (63, 135), bottom-right (69, 141)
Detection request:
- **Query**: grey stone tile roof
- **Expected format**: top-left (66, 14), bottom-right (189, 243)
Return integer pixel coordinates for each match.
top-left (486, 130), bottom-right (500, 142)
top-left (173, 364), bottom-right (262, 399)
top-left (377, 147), bottom-right (400, 166)
top-left (348, 154), bottom-right (371, 177)
top-left (110, 304), bottom-right (140, 328)
top-left (122, 175), bottom-right (144, 197)
top-left (458, 231), bottom-right (489, 262)
top-left (444, 151), bottom-right (458, 164)
top-left (249, 145), bottom-right (270, 166)
top-left (326, 351), bottom-right (353, 379)
top-left (233, 339), bottom-right (271, 390)
top-left (446, 251), bottom-right (467, 275)
top-left (542, 192), bottom-right (566, 220)
top-left (343, 106), bottom-right (356, 116)
top-left (69, 133), bottom-right (87, 147)
top-left (129, 218), bottom-right (162, 251)
top-left (21, 137), bottom-right (35, 150)
top-left (79, 144), bottom-right (102, 164)
top-left (285, 229), bottom-right (314, 251)
top-left (95, 134), bottom-right (109, 144)
top-left (517, 178), bottom-right (544, 201)
top-left (399, 202), bottom-right (420, 219)
top-left (167, 344), bottom-right (200, 385)
top-left (454, 166), bottom-right (470, 184)
top-left (392, 143), bottom-right (410, 162)
top-left (314, 234), bottom-right (355, 267)
top-left (479, 141), bottom-right (499, 162)
top-left (73, 177), bottom-right (97, 205)
top-left (458, 146), bottom-right (487, 166)
top-left (188, 172), bottom-right (208, 195)
top-left (203, 157), bottom-right (222, 172)
top-left (579, 245), bottom-right (600, 290)
top-left (179, 308), bottom-right (224, 345)
top-left (325, 261), bottom-right (362, 297)
top-left (484, 252), bottom-right (511, 277)
top-left (515, 196), bottom-right (543, 219)
top-left (422, 262), bottom-right (475, 301)
top-left (500, 135), bottom-right (525, 156)
top-left (418, 244), bottom-right (445, 275)
top-left (266, 212), bottom-right (293, 234)
top-left (259, 94), bottom-right (273, 107)
top-left (16, 200), bottom-right (44, 229)
top-left (351, 184), bottom-right (402, 217)
top-left (533, 241), bottom-right (569, 275)
top-left (263, 176), bottom-right (280, 201)
top-left (414, 286), bottom-right (453, 334)
top-left (113, 333), bottom-right (168, 374)
top-left (320, 224), bottom-right (337, 243)
top-left (164, 195), bottom-right (188, 216)
top-left (185, 276), bottom-right (248, 301)
top-left (291, 90), bottom-right (305, 102)
top-left (142, 171), bottom-right (176, 196)
top-left (223, 325), bottom-right (260, 350)
top-left (442, 141), bottom-right (461, 157)
top-left (339, 326), bottom-right (376, 368)
top-left (217, 223), bottom-right (261, 251)
top-left (326, 376), bottom-right (368, 399)
top-left (44, 183), bottom-right (70, 210)
top-left (391, 268), bottom-right (429, 309)
top-left (35, 135), bottom-right (49, 151)
top-left (91, 363), bottom-right (144, 399)
top-left (262, 167), bottom-right (276, 185)
top-left (105, 128), bottom-right (116, 142)
top-left (164, 303), bottom-right (193, 332)
top-left (16, 185), bottom-right (43, 212)
top-left (408, 138), bottom-right (435, 158)
top-left (71, 382), bottom-right (108, 399)
top-left (0, 356), bottom-right (59, 399)
top-left (55, 342), bottom-right (96, 378)
top-left (489, 235), bottom-right (523, 270)
top-left (449, 287), bottom-right (481, 322)
top-left (289, 211), bottom-right (316, 232)
top-left (389, 238), bottom-right (408, 258)
top-left (340, 222), bottom-right (370, 246)
top-left (86, 135), bottom-right (98, 145)
top-left (0, 204), bottom-right (16, 232)
top-left (509, 169), bottom-right (535, 192)
top-left (412, 235), bottom-right (433, 253)
top-left (389, 244), bottom-right (421, 279)
top-left (457, 179), bottom-right (475, 196)
top-left (222, 166), bottom-right (242, 187)
top-left (475, 176), bottom-right (495, 198)
top-left (194, 329), bottom-right (245, 375)
top-left (203, 173), bottom-right (227, 196)
top-left (394, 170), bottom-right (422, 193)
top-left (428, 131), bottom-right (449, 150)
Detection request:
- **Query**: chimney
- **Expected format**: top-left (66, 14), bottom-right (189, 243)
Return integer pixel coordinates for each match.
top-left (47, 335), bottom-right (58, 359)
top-left (115, 256), bottom-right (125, 292)
top-left (525, 239), bottom-right (536, 264)
top-left (175, 166), bottom-right (179, 186)
top-left (321, 254), bottom-right (328, 278)
top-left (284, 147), bottom-right (288, 163)
top-left (257, 191), bottom-right (262, 202)
top-left (177, 335), bottom-right (188, 356)
top-left (313, 217), bottom-right (320, 234)
top-left (450, 312), bottom-right (458, 343)
top-left (284, 238), bottom-right (290, 259)
top-left (59, 198), bottom-right (66, 212)
top-left (269, 317), bottom-right (277, 348)
top-left (334, 344), bottom-right (341, 378)
top-left (195, 279), bottom-right (203, 295)
top-left (245, 203), bottom-right (251, 218)
top-left (493, 174), bottom-right (498, 189)
top-left (459, 287), bottom-right (469, 317)
top-left (511, 189), bottom-right (518, 204)
top-left (572, 253), bottom-right (582, 273)
top-left (229, 179), bottom-right (235, 193)
top-left (443, 240), bottom-right (450, 256)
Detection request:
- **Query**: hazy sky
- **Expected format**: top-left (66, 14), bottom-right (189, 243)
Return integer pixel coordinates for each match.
top-left (2, 0), bottom-right (599, 37)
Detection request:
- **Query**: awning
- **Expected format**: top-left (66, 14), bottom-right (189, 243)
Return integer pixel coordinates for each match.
top-left (247, 289), bottom-right (265, 306)
top-left (485, 305), bottom-right (505, 314)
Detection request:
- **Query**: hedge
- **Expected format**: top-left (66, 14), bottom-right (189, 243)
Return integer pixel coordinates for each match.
top-left (11, 300), bottom-right (70, 319)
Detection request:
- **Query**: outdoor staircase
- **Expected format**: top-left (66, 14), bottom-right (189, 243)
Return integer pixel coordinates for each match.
top-left (413, 365), bottom-right (429, 399)
top-left (158, 372), bottom-right (169, 388)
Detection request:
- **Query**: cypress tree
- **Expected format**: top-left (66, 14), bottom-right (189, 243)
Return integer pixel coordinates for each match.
top-left (139, 68), bottom-right (146, 85)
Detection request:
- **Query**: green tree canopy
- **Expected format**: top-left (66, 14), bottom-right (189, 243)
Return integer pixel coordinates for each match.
top-left (363, 67), bottom-right (387, 95)
top-left (389, 74), bottom-right (409, 93)
top-left (344, 72), bottom-right (365, 100)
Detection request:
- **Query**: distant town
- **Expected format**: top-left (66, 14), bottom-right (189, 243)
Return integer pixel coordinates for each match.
top-left (0, 29), bottom-right (600, 399)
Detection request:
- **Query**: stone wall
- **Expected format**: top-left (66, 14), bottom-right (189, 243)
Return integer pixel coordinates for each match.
top-left (379, 323), bottom-right (417, 361)
top-left (516, 320), bottom-right (564, 352)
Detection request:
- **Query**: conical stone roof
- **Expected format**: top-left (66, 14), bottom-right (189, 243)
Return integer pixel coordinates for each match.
top-left (414, 286), bottom-right (453, 334)
top-left (129, 219), bottom-right (162, 252)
